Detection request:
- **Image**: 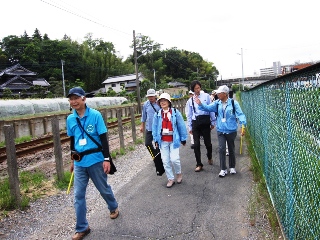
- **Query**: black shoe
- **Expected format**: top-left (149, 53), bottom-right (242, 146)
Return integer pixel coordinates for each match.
top-left (190, 144), bottom-right (194, 149)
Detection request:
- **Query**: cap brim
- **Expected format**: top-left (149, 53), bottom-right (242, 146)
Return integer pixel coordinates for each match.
top-left (67, 93), bottom-right (84, 97)
top-left (215, 89), bottom-right (229, 94)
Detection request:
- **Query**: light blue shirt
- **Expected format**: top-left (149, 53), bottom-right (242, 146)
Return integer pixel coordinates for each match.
top-left (198, 98), bottom-right (247, 134)
top-left (152, 108), bottom-right (188, 149)
top-left (67, 106), bottom-right (107, 167)
top-left (186, 92), bottom-right (216, 130)
top-left (141, 100), bottom-right (161, 131)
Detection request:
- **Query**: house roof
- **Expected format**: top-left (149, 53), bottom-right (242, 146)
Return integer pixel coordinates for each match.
top-left (0, 76), bottom-right (33, 90)
top-left (102, 73), bottom-right (143, 84)
top-left (33, 78), bottom-right (50, 87)
top-left (292, 63), bottom-right (312, 71)
top-left (0, 63), bottom-right (37, 77)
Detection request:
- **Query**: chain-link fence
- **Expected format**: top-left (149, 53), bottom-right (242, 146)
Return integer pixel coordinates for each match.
top-left (241, 63), bottom-right (320, 240)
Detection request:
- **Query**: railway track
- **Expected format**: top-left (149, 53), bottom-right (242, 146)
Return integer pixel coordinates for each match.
top-left (0, 115), bottom-right (141, 163)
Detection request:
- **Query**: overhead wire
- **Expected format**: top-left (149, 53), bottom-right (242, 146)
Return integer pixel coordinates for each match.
top-left (40, 0), bottom-right (131, 39)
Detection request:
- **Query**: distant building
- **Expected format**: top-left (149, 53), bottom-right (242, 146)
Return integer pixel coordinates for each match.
top-left (102, 73), bottom-right (144, 93)
top-left (260, 61), bottom-right (281, 77)
top-left (281, 63), bottom-right (313, 75)
top-left (0, 64), bottom-right (50, 98)
top-left (260, 61), bottom-right (314, 77)
top-left (167, 81), bottom-right (186, 88)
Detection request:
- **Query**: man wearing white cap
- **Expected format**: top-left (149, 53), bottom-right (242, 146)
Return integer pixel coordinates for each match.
top-left (140, 89), bottom-right (161, 161)
top-left (195, 85), bottom-right (246, 178)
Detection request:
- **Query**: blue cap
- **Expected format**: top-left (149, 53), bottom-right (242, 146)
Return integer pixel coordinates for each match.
top-left (67, 87), bottom-right (85, 97)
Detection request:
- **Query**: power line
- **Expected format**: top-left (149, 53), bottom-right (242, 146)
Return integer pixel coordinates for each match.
top-left (40, 0), bottom-right (131, 38)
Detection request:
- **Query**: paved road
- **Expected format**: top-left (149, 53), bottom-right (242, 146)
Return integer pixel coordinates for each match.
top-left (84, 128), bottom-right (256, 240)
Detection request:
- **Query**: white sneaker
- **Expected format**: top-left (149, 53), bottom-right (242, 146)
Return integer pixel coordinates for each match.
top-left (230, 168), bottom-right (236, 174)
top-left (219, 169), bottom-right (227, 178)
top-left (226, 149), bottom-right (229, 156)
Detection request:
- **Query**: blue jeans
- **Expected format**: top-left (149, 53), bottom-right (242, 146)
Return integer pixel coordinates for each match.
top-left (74, 162), bottom-right (118, 232)
top-left (160, 141), bottom-right (181, 180)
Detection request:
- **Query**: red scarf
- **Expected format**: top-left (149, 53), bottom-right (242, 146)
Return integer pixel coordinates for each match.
top-left (161, 109), bottom-right (173, 142)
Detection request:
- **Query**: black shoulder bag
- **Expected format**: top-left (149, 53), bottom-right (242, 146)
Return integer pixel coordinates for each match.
top-left (76, 118), bottom-right (117, 174)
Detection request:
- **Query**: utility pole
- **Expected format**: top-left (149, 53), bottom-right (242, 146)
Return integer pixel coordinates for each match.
top-left (153, 69), bottom-right (156, 89)
top-left (241, 48), bottom-right (244, 91)
top-left (61, 60), bottom-right (66, 97)
top-left (133, 30), bottom-right (141, 113)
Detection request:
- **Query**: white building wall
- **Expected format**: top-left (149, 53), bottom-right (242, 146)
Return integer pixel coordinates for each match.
top-left (104, 83), bottom-right (123, 93)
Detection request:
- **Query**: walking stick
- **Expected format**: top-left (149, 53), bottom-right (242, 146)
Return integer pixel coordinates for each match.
top-left (67, 172), bottom-right (74, 194)
top-left (240, 125), bottom-right (245, 154)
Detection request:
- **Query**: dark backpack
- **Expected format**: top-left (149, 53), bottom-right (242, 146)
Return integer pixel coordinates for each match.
top-left (215, 99), bottom-right (235, 117)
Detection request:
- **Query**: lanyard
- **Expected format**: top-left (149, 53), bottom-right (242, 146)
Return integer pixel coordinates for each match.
top-left (222, 102), bottom-right (228, 118)
top-left (150, 102), bottom-right (157, 112)
top-left (77, 117), bottom-right (87, 139)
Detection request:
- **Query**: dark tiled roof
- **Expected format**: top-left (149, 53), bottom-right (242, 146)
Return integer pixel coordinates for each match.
top-left (0, 63), bottom-right (37, 77)
top-left (0, 76), bottom-right (33, 90)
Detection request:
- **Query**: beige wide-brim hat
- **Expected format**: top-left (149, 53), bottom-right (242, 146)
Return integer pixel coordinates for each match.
top-left (157, 92), bottom-right (172, 106)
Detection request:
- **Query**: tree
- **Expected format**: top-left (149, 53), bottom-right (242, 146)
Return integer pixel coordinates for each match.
top-left (106, 87), bottom-right (116, 97)
top-left (0, 31), bottom-right (219, 98)
top-left (2, 88), bottom-right (13, 99)
top-left (32, 28), bottom-right (42, 41)
top-left (140, 79), bottom-right (153, 98)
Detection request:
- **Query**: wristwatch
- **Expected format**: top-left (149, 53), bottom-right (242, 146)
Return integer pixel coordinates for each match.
top-left (104, 158), bottom-right (110, 162)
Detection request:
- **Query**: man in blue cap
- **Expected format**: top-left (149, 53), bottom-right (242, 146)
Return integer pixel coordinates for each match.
top-left (66, 87), bottom-right (119, 240)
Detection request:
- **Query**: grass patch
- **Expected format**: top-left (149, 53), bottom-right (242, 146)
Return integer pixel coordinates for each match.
top-left (0, 135), bottom-right (33, 147)
top-left (135, 138), bottom-right (144, 145)
top-left (54, 171), bottom-right (73, 190)
top-left (15, 136), bottom-right (32, 144)
top-left (110, 151), bottom-right (117, 159)
top-left (245, 131), bottom-right (282, 238)
top-left (128, 145), bottom-right (135, 151)
top-left (119, 148), bottom-right (126, 155)
top-left (0, 170), bottom-right (50, 215)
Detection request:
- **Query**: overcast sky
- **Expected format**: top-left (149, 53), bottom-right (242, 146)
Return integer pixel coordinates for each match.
top-left (1, 0), bottom-right (319, 79)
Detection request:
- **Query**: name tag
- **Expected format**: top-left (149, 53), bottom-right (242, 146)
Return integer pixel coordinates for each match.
top-left (163, 128), bottom-right (169, 134)
top-left (221, 118), bottom-right (226, 122)
top-left (79, 138), bottom-right (87, 146)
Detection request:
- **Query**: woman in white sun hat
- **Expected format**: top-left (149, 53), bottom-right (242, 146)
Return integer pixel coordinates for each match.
top-left (152, 93), bottom-right (188, 188)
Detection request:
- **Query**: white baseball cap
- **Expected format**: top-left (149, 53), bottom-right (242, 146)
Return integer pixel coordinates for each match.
top-left (215, 85), bottom-right (229, 94)
top-left (146, 89), bottom-right (156, 97)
